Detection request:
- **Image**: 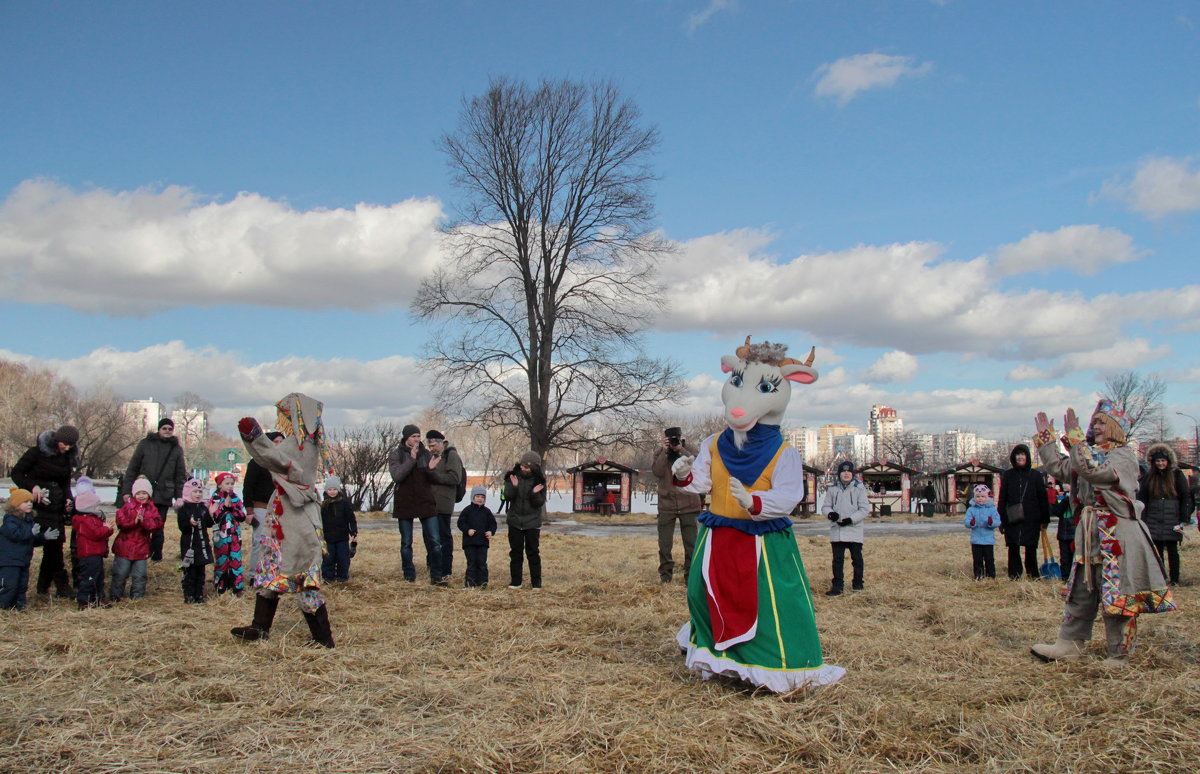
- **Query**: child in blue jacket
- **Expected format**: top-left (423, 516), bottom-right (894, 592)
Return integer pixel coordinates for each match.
top-left (1, 488), bottom-right (60, 609)
top-left (964, 484), bottom-right (1000, 579)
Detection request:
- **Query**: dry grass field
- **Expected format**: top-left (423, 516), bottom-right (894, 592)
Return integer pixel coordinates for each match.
top-left (2, 517), bottom-right (1198, 774)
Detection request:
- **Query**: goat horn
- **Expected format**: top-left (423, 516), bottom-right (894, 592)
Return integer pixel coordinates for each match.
top-left (735, 335), bottom-right (752, 359)
top-left (803, 346), bottom-right (816, 367)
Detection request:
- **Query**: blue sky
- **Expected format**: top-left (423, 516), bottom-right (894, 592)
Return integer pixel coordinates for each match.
top-left (2, 1), bottom-right (1198, 442)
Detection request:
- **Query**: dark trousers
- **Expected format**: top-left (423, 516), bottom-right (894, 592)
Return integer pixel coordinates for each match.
top-left (437, 512), bottom-right (454, 577)
top-left (1007, 544), bottom-right (1039, 579)
top-left (508, 527), bottom-right (541, 587)
top-left (0, 565), bottom-right (30, 609)
top-left (182, 564), bottom-right (207, 601)
top-left (1059, 539), bottom-right (1074, 578)
top-left (657, 511), bottom-right (698, 581)
top-left (37, 537), bottom-right (71, 595)
top-left (76, 555), bottom-right (105, 606)
top-left (831, 541), bottom-right (863, 590)
top-left (322, 540), bottom-right (351, 582)
top-left (464, 544), bottom-right (490, 587)
top-left (1153, 540), bottom-right (1181, 584)
top-left (149, 503), bottom-right (169, 561)
top-left (971, 544), bottom-right (996, 579)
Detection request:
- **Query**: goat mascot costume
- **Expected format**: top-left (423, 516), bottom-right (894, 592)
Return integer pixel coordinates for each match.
top-left (231, 392), bottom-right (335, 647)
top-left (673, 338), bottom-right (845, 692)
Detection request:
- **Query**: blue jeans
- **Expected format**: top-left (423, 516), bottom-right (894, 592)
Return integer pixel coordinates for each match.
top-left (323, 540), bottom-right (352, 582)
top-left (397, 517), bottom-right (443, 582)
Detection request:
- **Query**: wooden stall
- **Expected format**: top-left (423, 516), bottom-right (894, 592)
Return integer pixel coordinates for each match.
top-left (858, 461), bottom-right (918, 516)
top-left (568, 459), bottom-right (637, 514)
top-left (943, 460), bottom-right (1003, 515)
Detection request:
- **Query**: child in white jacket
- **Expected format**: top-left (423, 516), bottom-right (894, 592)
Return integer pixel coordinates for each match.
top-left (820, 460), bottom-right (870, 595)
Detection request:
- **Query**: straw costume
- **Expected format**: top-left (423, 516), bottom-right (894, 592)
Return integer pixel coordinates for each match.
top-left (231, 392), bottom-right (335, 647)
top-left (672, 338), bottom-right (844, 693)
top-left (1030, 400), bottom-right (1176, 664)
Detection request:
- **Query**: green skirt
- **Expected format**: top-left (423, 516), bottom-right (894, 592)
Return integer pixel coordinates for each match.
top-left (677, 524), bottom-right (845, 692)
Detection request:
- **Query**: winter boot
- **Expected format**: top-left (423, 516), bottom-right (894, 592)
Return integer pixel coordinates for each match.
top-left (1030, 637), bottom-right (1085, 662)
top-left (231, 594), bottom-right (279, 642)
top-left (302, 604), bottom-right (335, 648)
top-left (1101, 617), bottom-right (1132, 666)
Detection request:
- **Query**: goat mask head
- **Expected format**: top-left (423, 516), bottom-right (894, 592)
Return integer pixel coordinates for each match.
top-left (720, 337), bottom-right (818, 445)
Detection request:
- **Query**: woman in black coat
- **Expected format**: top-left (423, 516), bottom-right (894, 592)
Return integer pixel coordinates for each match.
top-left (998, 443), bottom-right (1050, 579)
top-left (10, 425), bottom-right (79, 597)
top-left (1137, 443), bottom-right (1193, 585)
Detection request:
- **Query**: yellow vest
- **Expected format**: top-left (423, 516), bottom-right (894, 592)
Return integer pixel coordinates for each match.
top-left (708, 436), bottom-right (786, 519)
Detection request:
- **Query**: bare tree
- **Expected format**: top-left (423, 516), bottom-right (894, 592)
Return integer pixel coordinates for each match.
top-left (415, 77), bottom-right (683, 458)
top-left (70, 386), bottom-right (142, 476)
top-left (172, 391), bottom-right (213, 446)
top-left (327, 422), bottom-right (405, 512)
top-left (878, 431), bottom-right (923, 470)
top-left (1101, 371), bottom-right (1166, 443)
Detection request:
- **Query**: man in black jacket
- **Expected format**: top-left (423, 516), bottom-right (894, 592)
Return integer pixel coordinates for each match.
top-left (11, 425), bottom-right (79, 597)
top-left (122, 418), bottom-right (188, 561)
top-left (998, 443), bottom-right (1050, 579)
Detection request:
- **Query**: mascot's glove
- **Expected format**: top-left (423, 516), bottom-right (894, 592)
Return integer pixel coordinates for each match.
top-left (838, 518), bottom-right (853, 527)
top-left (671, 455), bottom-right (694, 481)
top-left (729, 478), bottom-right (755, 512)
top-left (238, 417), bottom-right (263, 442)
top-left (827, 511), bottom-right (839, 522)
top-left (42, 527), bottom-right (61, 541)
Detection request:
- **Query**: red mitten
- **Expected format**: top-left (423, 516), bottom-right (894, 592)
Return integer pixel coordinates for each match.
top-left (238, 417), bottom-right (263, 442)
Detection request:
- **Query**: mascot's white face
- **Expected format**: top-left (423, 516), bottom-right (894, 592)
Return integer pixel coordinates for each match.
top-left (720, 343), bottom-right (818, 446)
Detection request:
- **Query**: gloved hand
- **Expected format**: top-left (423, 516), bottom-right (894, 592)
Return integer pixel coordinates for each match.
top-left (729, 478), bottom-right (754, 511)
top-left (250, 516), bottom-right (261, 531)
top-left (838, 518), bottom-right (852, 527)
top-left (671, 455), bottom-right (694, 481)
top-left (238, 417), bottom-right (263, 442)
top-left (42, 527), bottom-right (61, 541)
top-left (349, 539), bottom-right (358, 558)
top-left (827, 511), bottom-right (839, 523)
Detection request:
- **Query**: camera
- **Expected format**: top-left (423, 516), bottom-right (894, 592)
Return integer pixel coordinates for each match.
top-left (664, 427), bottom-right (683, 448)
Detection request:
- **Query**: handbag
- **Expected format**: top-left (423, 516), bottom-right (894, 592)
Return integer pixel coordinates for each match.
top-left (1005, 479), bottom-right (1029, 525)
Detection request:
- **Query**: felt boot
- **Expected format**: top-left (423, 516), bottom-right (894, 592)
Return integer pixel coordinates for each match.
top-left (231, 594), bottom-right (279, 642)
top-left (302, 604), bottom-right (335, 648)
top-left (1101, 617), bottom-right (1132, 666)
top-left (1030, 637), bottom-right (1085, 662)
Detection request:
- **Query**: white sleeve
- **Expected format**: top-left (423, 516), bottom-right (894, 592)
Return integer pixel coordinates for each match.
top-left (678, 434), bottom-right (716, 495)
top-left (752, 446), bottom-right (804, 517)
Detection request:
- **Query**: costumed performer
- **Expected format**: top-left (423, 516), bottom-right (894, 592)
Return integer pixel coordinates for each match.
top-left (231, 392), bottom-right (335, 648)
top-left (1029, 400), bottom-right (1176, 665)
top-left (672, 337), bottom-right (844, 693)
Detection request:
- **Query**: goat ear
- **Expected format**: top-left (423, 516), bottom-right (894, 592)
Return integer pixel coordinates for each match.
top-left (720, 355), bottom-right (740, 374)
top-left (781, 364), bottom-right (818, 385)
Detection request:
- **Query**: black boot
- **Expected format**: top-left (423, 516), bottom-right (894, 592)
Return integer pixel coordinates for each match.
top-left (302, 604), bottom-right (335, 648)
top-left (231, 594), bottom-right (279, 642)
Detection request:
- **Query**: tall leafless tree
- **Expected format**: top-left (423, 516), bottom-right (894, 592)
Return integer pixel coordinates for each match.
top-left (172, 391), bottom-right (213, 446)
top-left (415, 77), bottom-right (683, 458)
top-left (1101, 371), bottom-right (1166, 443)
top-left (327, 422), bottom-right (405, 512)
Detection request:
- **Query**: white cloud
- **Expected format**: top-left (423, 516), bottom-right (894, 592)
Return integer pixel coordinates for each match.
top-left (0, 179), bottom-right (444, 313)
top-left (992, 225), bottom-right (1143, 276)
top-left (657, 230), bottom-right (1194, 374)
top-left (813, 53), bottom-right (933, 106)
top-left (862, 350), bottom-right (919, 383)
top-left (686, 0), bottom-right (734, 34)
top-left (1005, 338), bottom-right (1171, 381)
top-left (1099, 155), bottom-right (1200, 218)
top-left (0, 341), bottom-right (435, 433)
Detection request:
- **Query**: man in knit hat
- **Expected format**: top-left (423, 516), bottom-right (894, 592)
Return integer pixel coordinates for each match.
top-left (388, 424), bottom-right (443, 584)
top-left (11, 425), bottom-right (79, 598)
top-left (123, 416), bottom-right (188, 561)
top-left (503, 451), bottom-right (547, 589)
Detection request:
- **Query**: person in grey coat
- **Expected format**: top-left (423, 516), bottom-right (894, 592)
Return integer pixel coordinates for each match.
top-left (820, 460), bottom-right (870, 595)
top-left (425, 430), bottom-right (465, 581)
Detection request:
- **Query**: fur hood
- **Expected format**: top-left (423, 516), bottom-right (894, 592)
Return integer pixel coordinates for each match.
top-left (1145, 442), bottom-right (1178, 469)
top-left (36, 429), bottom-right (81, 467)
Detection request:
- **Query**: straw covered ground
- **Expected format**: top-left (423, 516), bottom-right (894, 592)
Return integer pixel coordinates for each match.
top-left (2, 519), bottom-right (1199, 773)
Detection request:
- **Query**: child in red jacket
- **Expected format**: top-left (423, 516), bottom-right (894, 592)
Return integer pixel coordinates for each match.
top-left (110, 476), bottom-right (164, 601)
top-left (71, 477), bottom-right (113, 609)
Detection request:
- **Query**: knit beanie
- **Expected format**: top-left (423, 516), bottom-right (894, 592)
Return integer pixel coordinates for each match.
top-left (973, 484), bottom-right (991, 498)
top-left (54, 425), bottom-right (80, 446)
top-left (158, 417), bottom-right (175, 430)
top-left (425, 429), bottom-right (445, 441)
top-left (74, 477), bottom-right (102, 514)
top-left (214, 472), bottom-right (236, 488)
top-left (470, 485), bottom-right (487, 499)
top-left (519, 451), bottom-right (542, 467)
top-left (182, 478), bottom-right (206, 502)
top-left (131, 477), bottom-right (154, 497)
top-left (7, 487), bottom-right (34, 509)
top-left (402, 424), bottom-right (420, 439)
top-left (836, 460), bottom-right (855, 476)
top-left (324, 475), bottom-right (343, 492)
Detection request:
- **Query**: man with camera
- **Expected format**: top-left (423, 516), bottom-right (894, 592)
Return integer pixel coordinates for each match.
top-left (651, 427), bottom-right (702, 584)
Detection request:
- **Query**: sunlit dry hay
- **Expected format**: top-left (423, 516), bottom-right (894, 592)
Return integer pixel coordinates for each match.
top-left (2, 516), bottom-right (1198, 773)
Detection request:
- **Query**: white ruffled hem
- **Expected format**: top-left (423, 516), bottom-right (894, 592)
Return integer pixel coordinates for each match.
top-left (676, 624), bottom-right (846, 694)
